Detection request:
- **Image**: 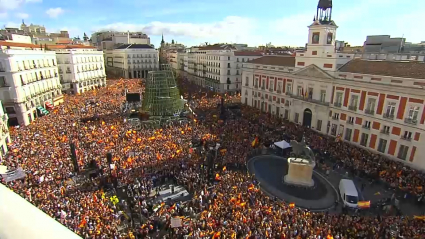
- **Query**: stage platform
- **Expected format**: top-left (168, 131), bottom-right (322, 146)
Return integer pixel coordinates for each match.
top-left (150, 184), bottom-right (191, 204)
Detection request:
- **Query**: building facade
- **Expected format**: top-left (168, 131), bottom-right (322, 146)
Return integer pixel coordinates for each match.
top-left (0, 100), bottom-right (11, 161)
top-left (48, 45), bottom-right (106, 94)
top-left (91, 31), bottom-right (151, 51)
top-left (0, 42), bottom-right (63, 126)
top-left (176, 44), bottom-right (263, 93)
top-left (104, 44), bottom-right (159, 79)
top-left (241, 2), bottom-right (425, 169)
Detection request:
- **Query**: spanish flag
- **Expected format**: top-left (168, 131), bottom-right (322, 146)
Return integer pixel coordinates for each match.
top-left (60, 186), bottom-right (66, 196)
top-left (78, 217), bottom-right (87, 228)
top-left (212, 231), bottom-right (221, 238)
top-left (414, 215), bottom-right (425, 220)
top-left (215, 173), bottom-right (221, 181)
top-left (289, 203), bottom-right (295, 208)
top-left (251, 137), bottom-right (259, 147)
top-left (357, 201), bottom-right (371, 209)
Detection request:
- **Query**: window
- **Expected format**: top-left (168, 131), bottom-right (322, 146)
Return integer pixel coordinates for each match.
top-left (277, 82), bottom-right (282, 92)
top-left (382, 125), bottom-right (390, 134)
top-left (363, 120), bottom-right (371, 129)
top-left (297, 86), bottom-right (303, 96)
top-left (350, 95), bottom-right (359, 109)
top-left (286, 84), bottom-right (292, 94)
top-left (333, 113), bottom-right (340, 120)
top-left (227, 70), bottom-right (230, 75)
top-left (345, 128), bottom-right (352, 141)
top-left (407, 106), bottom-right (420, 120)
top-left (347, 116), bottom-right (354, 124)
top-left (237, 58), bottom-right (239, 62)
top-left (307, 87), bottom-right (313, 99)
top-left (5, 106), bottom-right (16, 114)
top-left (227, 84), bottom-right (230, 90)
top-left (397, 145), bottom-right (409, 160)
top-left (242, 58), bottom-right (245, 62)
top-left (320, 90), bottom-right (326, 102)
top-left (402, 131), bottom-right (412, 140)
top-left (294, 113), bottom-right (299, 123)
top-left (330, 124), bottom-right (337, 136)
top-left (335, 92), bottom-right (343, 106)
top-left (0, 76), bottom-right (7, 87)
top-left (245, 76), bottom-right (249, 86)
top-left (366, 98), bottom-right (376, 114)
top-left (384, 102), bottom-right (396, 118)
top-left (360, 133), bottom-right (369, 146)
top-left (317, 120), bottom-right (322, 131)
top-left (228, 57), bottom-right (230, 60)
top-left (377, 139), bottom-right (387, 153)
top-left (20, 75), bottom-right (25, 85)
top-left (227, 63), bottom-right (230, 68)
top-left (269, 81), bottom-right (274, 91)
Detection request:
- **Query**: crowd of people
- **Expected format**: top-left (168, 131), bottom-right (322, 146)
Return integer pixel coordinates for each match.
top-left (1, 78), bottom-right (425, 238)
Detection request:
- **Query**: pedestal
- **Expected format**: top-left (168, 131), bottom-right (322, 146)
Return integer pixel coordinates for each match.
top-left (284, 157), bottom-right (316, 187)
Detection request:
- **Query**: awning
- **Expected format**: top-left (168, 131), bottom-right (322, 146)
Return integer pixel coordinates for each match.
top-left (274, 140), bottom-right (291, 149)
top-left (36, 106), bottom-right (49, 115)
top-left (45, 101), bottom-right (54, 109)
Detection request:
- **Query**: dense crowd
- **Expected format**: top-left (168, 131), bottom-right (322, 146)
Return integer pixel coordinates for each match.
top-left (1, 78), bottom-right (425, 238)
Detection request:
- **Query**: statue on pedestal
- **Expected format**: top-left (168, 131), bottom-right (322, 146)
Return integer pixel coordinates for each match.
top-left (289, 136), bottom-right (315, 164)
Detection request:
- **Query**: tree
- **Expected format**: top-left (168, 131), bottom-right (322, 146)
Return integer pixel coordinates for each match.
top-left (171, 39), bottom-right (175, 44)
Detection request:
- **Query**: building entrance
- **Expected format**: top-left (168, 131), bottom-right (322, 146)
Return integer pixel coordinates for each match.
top-left (302, 108), bottom-right (312, 128)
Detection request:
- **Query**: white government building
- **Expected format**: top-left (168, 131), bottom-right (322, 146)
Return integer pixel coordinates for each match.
top-left (104, 44), bottom-right (159, 79)
top-left (241, 2), bottom-right (425, 169)
top-left (48, 45), bottom-right (106, 94)
top-left (174, 45), bottom-right (263, 93)
top-left (0, 100), bottom-right (11, 161)
top-left (0, 42), bottom-right (64, 126)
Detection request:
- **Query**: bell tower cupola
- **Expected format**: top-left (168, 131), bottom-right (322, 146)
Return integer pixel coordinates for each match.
top-left (307, 0), bottom-right (337, 54)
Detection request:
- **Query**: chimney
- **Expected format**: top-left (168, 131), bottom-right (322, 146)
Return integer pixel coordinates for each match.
top-left (127, 30), bottom-right (130, 44)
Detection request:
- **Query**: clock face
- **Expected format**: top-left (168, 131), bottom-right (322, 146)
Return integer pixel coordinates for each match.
top-left (327, 33), bottom-right (333, 44)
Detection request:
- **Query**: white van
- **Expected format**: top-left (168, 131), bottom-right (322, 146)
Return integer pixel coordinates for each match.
top-left (339, 179), bottom-right (359, 208)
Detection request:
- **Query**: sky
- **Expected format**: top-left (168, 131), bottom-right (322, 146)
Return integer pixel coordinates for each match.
top-left (1, 0), bottom-right (424, 48)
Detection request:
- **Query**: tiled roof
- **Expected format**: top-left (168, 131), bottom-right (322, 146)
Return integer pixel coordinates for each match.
top-left (46, 45), bottom-right (96, 49)
top-left (247, 56), bottom-right (296, 67)
top-left (234, 51), bottom-right (263, 56)
top-left (56, 39), bottom-right (73, 44)
top-left (0, 41), bottom-right (38, 48)
top-left (339, 59), bottom-right (425, 79)
top-left (115, 44), bottom-right (153, 49)
top-left (198, 44), bottom-right (236, 50)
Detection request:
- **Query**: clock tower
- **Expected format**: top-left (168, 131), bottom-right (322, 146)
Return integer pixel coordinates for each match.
top-left (306, 0), bottom-right (337, 56)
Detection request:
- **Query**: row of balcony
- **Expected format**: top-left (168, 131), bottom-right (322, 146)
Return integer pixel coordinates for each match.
top-left (12, 63), bottom-right (57, 72)
top-left (333, 102), bottom-right (419, 125)
top-left (253, 93), bottom-right (291, 107)
top-left (128, 55), bottom-right (155, 58)
top-left (58, 59), bottom-right (102, 64)
top-left (12, 86), bottom-right (62, 103)
top-left (22, 73), bottom-right (58, 85)
top-left (59, 67), bottom-right (103, 74)
top-left (128, 61), bottom-right (155, 64)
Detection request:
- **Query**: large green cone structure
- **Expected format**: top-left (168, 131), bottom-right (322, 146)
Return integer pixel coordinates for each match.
top-left (142, 64), bottom-right (184, 116)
